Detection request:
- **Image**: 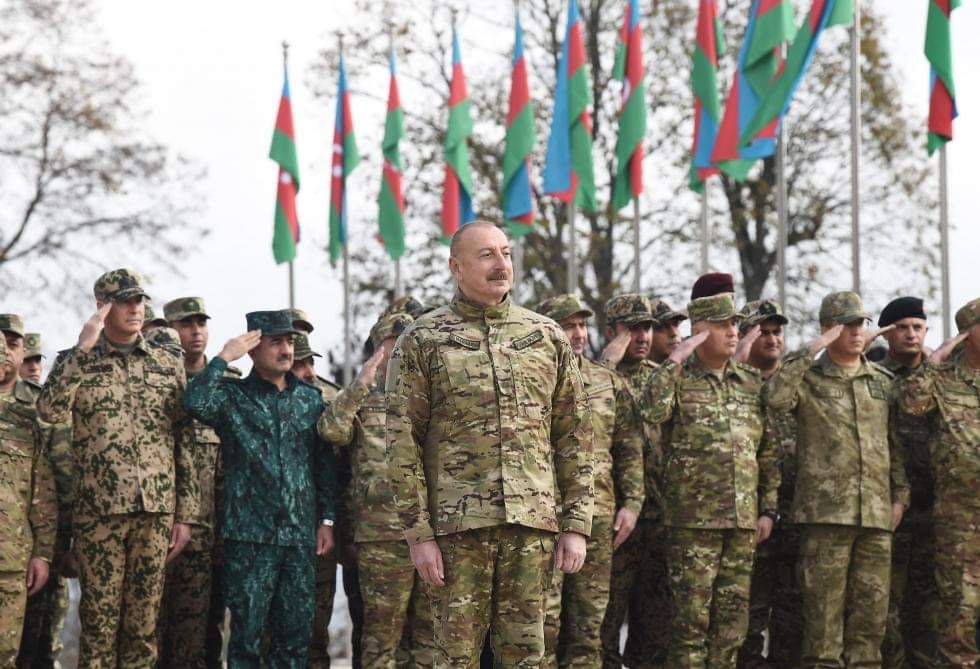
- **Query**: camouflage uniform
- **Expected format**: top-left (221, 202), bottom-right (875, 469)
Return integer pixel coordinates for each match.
top-left (767, 292), bottom-right (910, 668)
top-left (183, 310), bottom-right (338, 669)
top-left (900, 298), bottom-right (980, 668)
top-left (642, 293), bottom-right (778, 668)
top-left (35, 269), bottom-right (196, 669)
top-left (386, 293), bottom-right (594, 668)
top-left (535, 295), bottom-right (645, 669)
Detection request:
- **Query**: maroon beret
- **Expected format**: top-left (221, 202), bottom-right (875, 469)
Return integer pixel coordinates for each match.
top-left (690, 272), bottom-right (735, 300)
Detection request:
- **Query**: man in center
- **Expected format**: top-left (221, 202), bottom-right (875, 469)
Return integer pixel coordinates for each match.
top-left (386, 221), bottom-right (595, 668)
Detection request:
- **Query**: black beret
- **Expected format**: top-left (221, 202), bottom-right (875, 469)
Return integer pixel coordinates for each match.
top-left (691, 272), bottom-right (735, 300)
top-left (878, 296), bottom-right (926, 327)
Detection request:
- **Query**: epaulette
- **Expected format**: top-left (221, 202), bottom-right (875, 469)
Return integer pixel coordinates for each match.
top-left (145, 338), bottom-right (185, 359)
top-left (13, 379), bottom-right (41, 404)
top-left (734, 360), bottom-right (762, 377)
top-left (22, 378), bottom-right (43, 392)
top-left (868, 361), bottom-right (896, 379)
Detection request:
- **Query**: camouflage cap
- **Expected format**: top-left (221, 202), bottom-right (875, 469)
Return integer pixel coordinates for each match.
top-left (738, 299), bottom-right (788, 332)
top-left (650, 299), bottom-right (687, 327)
top-left (145, 326), bottom-right (184, 356)
top-left (143, 304), bottom-right (168, 327)
top-left (289, 308), bottom-right (315, 334)
top-left (369, 313), bottom-right (414, 350)
top-left (955, 297), bottom-right (980, 332)
top-left (0, 314), bottom-right (26, 338)
top-left (164, 296), bottom-right (210, 322)
top-left (534, 294), bottom-right (593, 323)
top-left (245, 310), bottom-right (301, 337)
top-left (293, 333), bottom-right (322, 361)
top-left (818, 291), bottom-right (870, 325)
top-left (604, 293), bottom-right (655, 326)
top-left (687, 293), bottom-right (740, 323)
top-left (0, 333), bottom-right (6, 365)
top-left (382, 296), bottom-right (427, 319)
top-left (23, 333), bottom-right (42, 359)
top-left (94, 268), bottom-right (149, 303)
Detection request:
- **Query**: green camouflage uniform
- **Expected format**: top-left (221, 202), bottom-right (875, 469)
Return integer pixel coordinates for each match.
top-left (183, 310), bottom-right (337, 669)
top-left (642, 294), bottom-right (778, 669)
top-left (386, 293), bottom-right (594, 668)
top-left (900, 298), bottom-right (980, 668)
top-left (36, 269), bottom-right (196, 669)
top-left (766, 291), bottom-right (910, 668)
top-left (534, 295), bottom-right (645, 669)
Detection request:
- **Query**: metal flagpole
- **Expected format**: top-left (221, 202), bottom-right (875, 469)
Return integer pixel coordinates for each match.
top-left (777, 118), bottom-right (788, 312)
top-left (394, 259), bottom-right (403, 299)
top-left (288, 262), bottom-right (295, 309)
top-left (632, 197), bottom-right (641, 292)
top-left (939, 145), bottom-right (951, 339)
top-left (700, 187), bottom-right (709, 273)
top-left (512, 238), bottom-right (524, 303)
top-left (849, 0), bottom-right (862, 294)
top-left (388, 17), bottom-right (403, 301)
top-left (338, 32), bottom-right (353, 385)
top-left (567, 203), bottom-right (577, 294)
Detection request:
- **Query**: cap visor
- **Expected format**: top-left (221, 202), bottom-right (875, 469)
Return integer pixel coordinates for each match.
top-left (115, 289), bottom-right (149, 302)
top-left (263, 328), bottom-right (303, 337)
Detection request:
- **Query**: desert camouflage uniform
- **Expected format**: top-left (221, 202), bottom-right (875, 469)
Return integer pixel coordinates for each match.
top-left (386, 293), bottom-right (594, 668)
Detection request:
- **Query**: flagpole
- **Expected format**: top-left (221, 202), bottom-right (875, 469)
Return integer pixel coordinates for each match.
top-left (849, 0), bottom-right (862, 294)
top-left (632, 197), bottom-right (641, 292)
top-left (338, 31), bottom-right (353, 385)
top-left (700, 187), bottom-right (709, 273)
top-left (777, 119), bottom-right (788, 313)
top-left (386, 17), bottom-right (403, 301)
top-left (394, 259), bottom-right (403, 299)
top-left (567, 202), bottom-right (577, 294)
top-left (513, 238), bottom-right (524, 303)
top-left (282, 40), bottom-right (296, 309)
top-left (939, 144), bottom-right (951, 339)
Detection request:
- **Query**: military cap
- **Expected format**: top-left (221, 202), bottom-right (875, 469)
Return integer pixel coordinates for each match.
top-left (289, 308), bottom-right (315, 334)
top-left (369, 313), bottom-right (414, 350)
top-left (246, 310), bottom-right (301, 337)
top-left (164, 296), bottom-right (210, 322)
top-left (0, 314), bottom-right (26, 338)
top-left (143, 304), bottom-right (168, 327)
top-left (955, 297), bottom-right (980, 333)
top-left (0, 334), bottom-right (6, 365)
top-left (650, 299), bottom-right (687, 327)
top-left (691, 272), bottom-right (735, 300)
top-left (687, 293), bottom-right (740, 323)
top-left (23, 333), bottom-right (43, 359)
top-left (293, 333), bottom-right (322, 361)
top-left (382, 296), bottom-right (427, 319)
top-left (878, 296), bottom-right (926, 327)
top-left (604, 293), bottom-right (655, 326)
top-left (738, 299), bottom-right (788, 332)
top-left (534, 294), bottom-right (594, 323)
top-left (144, 326), bottom-right (184, 356)
top-left (93, 268), bottom-right (149, 303)
top-left (818, 291), bottom-right (870, 326)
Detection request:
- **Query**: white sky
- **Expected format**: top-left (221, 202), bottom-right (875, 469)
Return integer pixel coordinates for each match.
top-left (22, 0), bottom-right (979, 371)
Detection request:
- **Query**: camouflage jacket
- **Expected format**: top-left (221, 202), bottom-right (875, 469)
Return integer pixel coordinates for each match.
top-left (767, 350), bottom-right (910, 530)
top-left (386, 293), bottom-right (594, 544)
top-left (580, 357), bottom-right (645, 518)
top-left (183, 358), bottom-right (337, 548)
top-left (615, 358), bottom-right (663, 522)
top-left (765, 406), bottom-right (799, 521)
top-left (901, 347), bottom-right (979, 521)
top-left (642, 354), bottom-right (777, 530)
top-left (42, 418), bottom-right (73, 552)
top-left (36, 334), bottom-right (197, 522)
top-left (0, 381), bottom-right (57, 571)
top-left (315, 376), bottom-right (357, 549)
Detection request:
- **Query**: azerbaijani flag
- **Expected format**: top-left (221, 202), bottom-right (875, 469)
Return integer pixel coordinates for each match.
top-left (741, 0), bottom-right (853, 149)
top-left (612, 0), bottom-right (646, 210)
top-left (711, 0), bottom-right (796, 180)
top-left (543, 0), bottom-right (596, 213)
top-left (441, 28), bottom-right (475, 242)
top-left (269, 63), bottom-right (300, 264)
top-left (503, 14), bottom-right (537, 238)
top-left (689, 0), bottom-right (726, 191)
top-left (328, 53), bottom-right (360, 264)
top-left (925, 0), bottom-right (960, 155)
top-left (378, 49), bottom-right (406, 260)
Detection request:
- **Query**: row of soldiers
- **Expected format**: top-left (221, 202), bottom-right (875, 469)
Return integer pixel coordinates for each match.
top-left (0, 219), bottom-right (978, 668)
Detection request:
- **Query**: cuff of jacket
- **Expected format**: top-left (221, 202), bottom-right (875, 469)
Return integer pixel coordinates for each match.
top-left (560, 517), bottom-right (591, 536)
top-left (891, 488), bottom-right (911, 509)
top-left (621, 498), bottom-right (644, 515)
top-left (404, 524), bottom-right (436, 545)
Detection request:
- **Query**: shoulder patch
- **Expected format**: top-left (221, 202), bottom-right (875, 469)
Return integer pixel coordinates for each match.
top-left (449, 332), bottom-right (482, 350)
top-left (511, 330), bottom-right (544, 350)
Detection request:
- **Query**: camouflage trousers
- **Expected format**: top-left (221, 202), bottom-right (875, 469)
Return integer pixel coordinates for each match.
top-left (358, 539), bottom-right (433, 668)
top-left (74, 512), bottom-right (172, 669)
top-left (737, 525), bottom-right (803, 669)
top-left (599, 519), bottom-right (673, 669)
top-left (224, 540), bottom-right (316, 669)
top-left (344, 560), bottom-right (366, 669)
top-left (798, 525), bottom-right (891, 668)
top-left (159, 544), bottom-right (214, 669)
top-left (0, 570), bottom-right (27, 666)
top-left (431, 525), bottom-right (555, 668)
top-left (307, 551), bottom-right (337, 669)
top-left (933, 518), bottom-right (980, 668)
top-left (666, 527), bottom-right (755, 669)
top-left (882, 520), bottom-right (937, 668)
top-left (16, 567), bottom-right (69, 668)
top-left (544, 512), bottom-right (613, 668)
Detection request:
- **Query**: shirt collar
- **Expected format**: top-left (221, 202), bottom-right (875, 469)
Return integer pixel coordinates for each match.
top-left (93, 332), bottom-right (149, 357)
top-left (816, 351), bottom-right (873, 378)
top-left (451, 291), bottom-right (511, 324)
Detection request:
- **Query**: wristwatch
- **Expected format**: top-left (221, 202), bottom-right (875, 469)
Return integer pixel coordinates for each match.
top-left (320, 519), bottom-right (334, 527)
top-left (761, 510), bottom-right (780, 524)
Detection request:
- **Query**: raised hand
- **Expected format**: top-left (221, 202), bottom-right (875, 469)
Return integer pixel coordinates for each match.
top-left (929, 332), bottom-right (968, 364)
top-left (735, 325), bottom-right (761, 363)
top-left (77, 303), bottom-right (112, 352)
top-left (807, 324), bottom-right (845, 355)
top-left (668, 330), bottom-right (710, 365)
top-left (863, 324), bottom-right (896, 352)
top-left (356, 345), bottom-right (388, 386)
top-left (600, 330), bottom-right (632, 367)
top-left (218, 330), bottom-right (262, 363)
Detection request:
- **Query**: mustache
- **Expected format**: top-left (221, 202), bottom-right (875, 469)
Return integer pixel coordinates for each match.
top-left (487, 270), bottom-right (509, 281)
top-left (276, 355), bottom-right (292, 362)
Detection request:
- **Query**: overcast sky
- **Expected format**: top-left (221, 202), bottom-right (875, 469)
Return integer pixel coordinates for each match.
top-left (19, 0), bottom-right (978, 373)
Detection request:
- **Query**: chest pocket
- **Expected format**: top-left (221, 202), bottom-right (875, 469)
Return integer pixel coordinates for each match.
top-left (812, 384), bottom-right (844, 399)
top-left (77, 371), bottom-right (122, 414)
top-left (867, 379), bottom-right (891, 401)
top-left (680, 386), bottom-right (715, 421)
top-left (587, 381), bottom-right (616, 435)
top-left (440, 337), bottom-right (495, 413)
top-left (0, 410), bottom-right (35, 507)
top-left (942, 385), bottom-right (979, 409)
top-left (510, 331), bottom-right (553, 420)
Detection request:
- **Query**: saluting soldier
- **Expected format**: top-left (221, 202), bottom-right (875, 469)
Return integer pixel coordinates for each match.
top-left (386, 221), bottom-right (594, 667)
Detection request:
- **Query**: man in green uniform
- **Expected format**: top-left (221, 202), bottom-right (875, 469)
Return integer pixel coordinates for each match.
top-left (767, 291), bottom-right (910, 668)
top-left (37, 268), bottom-right (196, 669)
top-left (184, 309), bottom-right (337, 669)
top-left (19, 333), bottom-right (43, 384)
top-left (648, 298), bottom-right (687, 364)
top-left (643, 292), bottom-right (779, 668)
top-left (386, 221), bottom-right (594, 668)
top-left (535, 294), bottom-right (645, 668)
top-left (901, 297), bottom-right (980, 668)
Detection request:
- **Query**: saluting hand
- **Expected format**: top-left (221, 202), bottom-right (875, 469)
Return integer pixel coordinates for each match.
top-left (863, 324), bottom-right (896, 352)
top-left (218, 330), bottom-right (262, 363)
top-left (735, 325), bottom-right (761, 363)
top-left (77, 303), bottom-right (112, 353)
top-left (668, 331), bottom-right (710, 365)
top-left (807, 324), bottom-right (845, 355)
top-left (600, 331), bottom-right (632, 367)
top-left (929, 332), bottom-right (968, 364)
top-left (356, 345), bottom-right (388, 386)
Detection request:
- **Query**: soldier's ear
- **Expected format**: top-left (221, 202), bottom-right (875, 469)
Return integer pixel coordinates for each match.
top-left (448, 255), bottom-right (462, 280)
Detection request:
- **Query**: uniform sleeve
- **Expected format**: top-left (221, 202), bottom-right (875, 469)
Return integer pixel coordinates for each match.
top-left (385, 333), bottom-right (434, 544)
top-left (36, 348), bottom-right (85, 424)
top-left (39, 420), bottom-right (74, 552)
top-left (888, 404), bottom-right (911, 509)
top-left (551, 336), bottom-right (594, 536)
top-left (182, 357), bottom-right (230, 428)
top-left (756, 404), bottom-right (783, 514)
top-left (640, 359), bottom-right (682, 425)
top-left (899, 362), bottom-right (940, 417)
top-left (315, 398), bottom-right (338, 523)
top-left (171, 362), bottom-right (201, 525)
top-left (29, 422), bottom-right (58, 563)
top-left (765, 350), bottom-right (812, 411)
top-left (317, 381), bottom-right (371, 446)
top-left (611, 376), bottom-right (645, 515)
